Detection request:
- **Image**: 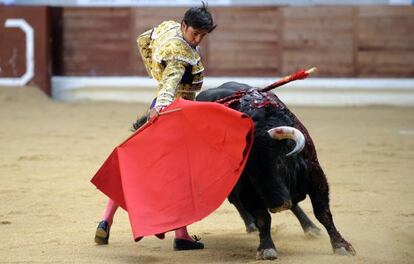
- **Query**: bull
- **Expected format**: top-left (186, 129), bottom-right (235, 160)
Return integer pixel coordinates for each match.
top-left (196, 82), bottom-right (356, 260)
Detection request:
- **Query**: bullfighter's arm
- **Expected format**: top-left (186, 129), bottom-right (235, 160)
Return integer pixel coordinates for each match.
top-left (154, 60), bottom-right (187, 108)
top-left (136, 29), bottom-right (153, 77)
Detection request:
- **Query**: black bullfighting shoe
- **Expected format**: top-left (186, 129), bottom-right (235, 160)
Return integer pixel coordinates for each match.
top-left (173, 235), bottom-right (204, 251)
top-left (94, 220), bottom-right (110, 245)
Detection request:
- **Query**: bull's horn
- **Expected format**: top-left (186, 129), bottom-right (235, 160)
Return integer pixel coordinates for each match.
top-left (267, 126), bottom-right (305, 157)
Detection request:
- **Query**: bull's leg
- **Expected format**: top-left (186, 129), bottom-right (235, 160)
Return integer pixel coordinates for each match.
top-left (251, 207), bottom-right (277, 260)
top-left (308, 165), bottom-right (356, 255)
top-left (290, 204), bottom-right (321, 238)
top-left (228, 193), bottom-right (258, 233)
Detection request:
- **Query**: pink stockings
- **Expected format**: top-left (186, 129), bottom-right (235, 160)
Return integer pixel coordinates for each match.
top-left (101, 199), bottom-right (119, 226)
top-left (174, 226), bottom-right (193, 241)
top-left (101, 198), bottom-right (194, 241)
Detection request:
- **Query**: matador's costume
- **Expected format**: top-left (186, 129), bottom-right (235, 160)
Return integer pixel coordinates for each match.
top-left (137, 21), bottom-right (204, 108)
top-left (92, 21), bottom-right (256, 242)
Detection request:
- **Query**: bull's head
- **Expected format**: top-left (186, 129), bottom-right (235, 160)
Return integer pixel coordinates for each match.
top-left (247, 126), bottom-right (305, 213)
top-left (267, 126), bottom-right (305, 213)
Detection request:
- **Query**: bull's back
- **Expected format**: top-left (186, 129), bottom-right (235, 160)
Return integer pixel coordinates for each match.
top-left (196, 81), bottom-right (251, 102)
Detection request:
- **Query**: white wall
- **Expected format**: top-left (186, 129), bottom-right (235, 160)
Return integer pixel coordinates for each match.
top-left (51, 76), bottom-right (414, 106)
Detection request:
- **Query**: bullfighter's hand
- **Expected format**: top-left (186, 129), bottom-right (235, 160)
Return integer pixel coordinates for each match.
top-left (148, 106), bottom-right (164, 121)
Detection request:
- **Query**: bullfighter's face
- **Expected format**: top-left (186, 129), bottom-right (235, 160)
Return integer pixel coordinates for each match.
top-left (181, 22), bottom-right (208, 48)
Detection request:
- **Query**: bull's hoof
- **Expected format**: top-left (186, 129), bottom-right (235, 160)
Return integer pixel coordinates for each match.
top-left (334, 247), bottom-right (349, 255)
top-left (256, 248), bottom-right (277, 260)
top-left (333, 245), bottom-right (356, 256)
top-left (304, 226), bottom-right (322, 238)
top-left (246, 223), bottom-right (258, 233)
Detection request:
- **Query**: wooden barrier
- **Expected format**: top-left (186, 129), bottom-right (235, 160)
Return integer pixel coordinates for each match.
top-left (0, 6), bottom-right (51, 94)
top-left (55, 6), bottom-right (414, 78)
top-left (357, 7), bottom-right (414, 77)
top-left (281, 7), bottom-right (355, 77)
top-left (1, 5), bottom-right (413, 95)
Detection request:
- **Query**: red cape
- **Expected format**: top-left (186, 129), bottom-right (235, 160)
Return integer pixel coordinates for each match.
top-left (91, 99), bottom-right (254, 241)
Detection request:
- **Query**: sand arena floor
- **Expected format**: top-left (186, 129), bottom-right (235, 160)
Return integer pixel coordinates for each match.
top-left (0, 87), bottom-right (413, 264)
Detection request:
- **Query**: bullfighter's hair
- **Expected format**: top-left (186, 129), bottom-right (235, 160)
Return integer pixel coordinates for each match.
top-left (182, 1), bottom-right (217, 33)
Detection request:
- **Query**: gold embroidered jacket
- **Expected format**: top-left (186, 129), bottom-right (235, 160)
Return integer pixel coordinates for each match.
top-left (137, 21), bottom-right (204, 107)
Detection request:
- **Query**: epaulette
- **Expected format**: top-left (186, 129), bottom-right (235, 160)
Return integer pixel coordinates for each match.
top-left (153, 37), bottom-right (200, 66)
